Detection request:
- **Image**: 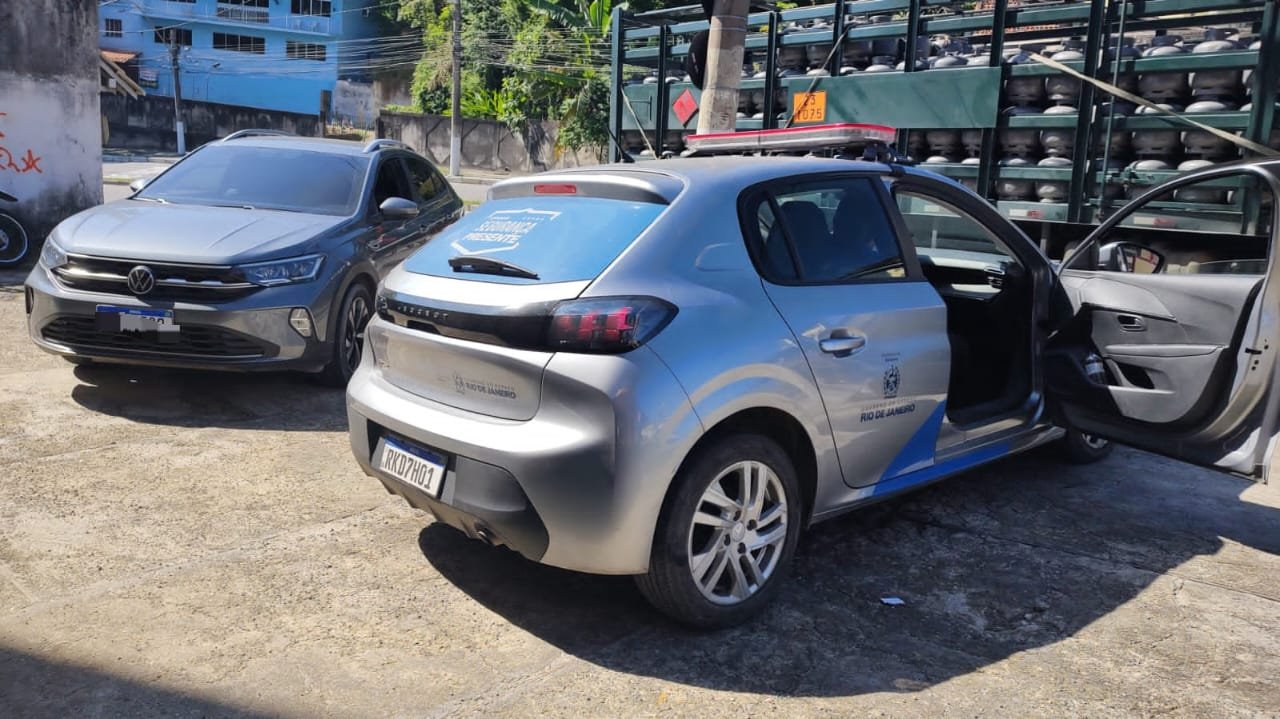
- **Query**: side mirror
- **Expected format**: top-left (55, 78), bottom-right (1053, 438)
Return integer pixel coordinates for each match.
top-left (1098, 241), bottom-right (1165, 274)
top-left (129, 178), bottom-right (149, 193)
top-left (379, 196), bottom-right (419, 220)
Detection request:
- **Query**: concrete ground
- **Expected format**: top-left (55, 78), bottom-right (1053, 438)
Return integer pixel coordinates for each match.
top-left (1, 271), bottom-right (1278, 716)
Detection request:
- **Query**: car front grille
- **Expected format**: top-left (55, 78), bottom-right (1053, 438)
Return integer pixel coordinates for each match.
top-left (54, 255), bottom-right (259, 302)
top-left (41, 317), bottom-right (270, 358)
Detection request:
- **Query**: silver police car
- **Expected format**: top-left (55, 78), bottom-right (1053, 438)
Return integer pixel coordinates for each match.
top-left (25, 132), bottom-right (462, 385)
top-left (347, 149), bottom-right (1279, 627)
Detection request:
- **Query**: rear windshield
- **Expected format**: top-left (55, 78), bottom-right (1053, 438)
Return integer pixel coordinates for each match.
top-left (403, 196), bottom-right (665, 284)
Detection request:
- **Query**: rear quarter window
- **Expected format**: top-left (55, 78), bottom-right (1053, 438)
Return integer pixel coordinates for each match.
top-left (402, 197), bottom-right (665, 284)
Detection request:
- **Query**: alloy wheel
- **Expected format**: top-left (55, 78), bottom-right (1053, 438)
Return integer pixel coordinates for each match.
top-left (687, 460), bottom-right (788, 605)
top-left (343, 294), bottom-right (370, 373)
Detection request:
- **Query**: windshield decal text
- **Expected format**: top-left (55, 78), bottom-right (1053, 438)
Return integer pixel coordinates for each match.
top-left (451, 208), bottom-right (561, 256)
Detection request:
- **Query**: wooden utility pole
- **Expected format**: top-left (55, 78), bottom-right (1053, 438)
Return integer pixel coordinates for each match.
top-left (449, 0), bottom-right (462, 177)
top-left (168, 29), bottom-right (187, 154)
top-left (696, 0), bottom-right (749, 135)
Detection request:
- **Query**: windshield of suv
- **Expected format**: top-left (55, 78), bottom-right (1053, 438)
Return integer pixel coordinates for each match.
top-left (135, 144), bottom-right (368, 215)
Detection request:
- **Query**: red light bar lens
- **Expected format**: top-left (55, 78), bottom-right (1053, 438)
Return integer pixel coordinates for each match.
top-left (686, 123), bottom-right (898, 154)
top-left (534, 183), bottom-right (577, 195)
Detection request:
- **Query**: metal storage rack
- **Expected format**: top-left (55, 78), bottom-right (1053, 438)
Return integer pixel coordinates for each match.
top-left (609, 0), bottom-right (1280, 245)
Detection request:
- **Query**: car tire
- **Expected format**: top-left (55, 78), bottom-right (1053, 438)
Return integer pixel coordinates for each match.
top-left (1058, 427), bottom-right (1113, 464)
top-left (635, 433), bottom-right (802, 629)
top-left (318, 283), bottom-right (373, 387)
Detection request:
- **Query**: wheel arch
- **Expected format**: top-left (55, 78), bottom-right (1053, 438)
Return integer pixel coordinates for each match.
top-left (667, 406), bottom-right (819, 528)
top-left (324, 265), bottom-right (377, 343)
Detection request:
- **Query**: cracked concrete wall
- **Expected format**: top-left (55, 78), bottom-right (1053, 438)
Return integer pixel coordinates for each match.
top-left (332, 81), bottom-right (375, 129)
top-left (100, 94), bottom-right (321, 152)
top-left (377, 112), bottom-right (602, 175)
top-left (0, 0), bottom-right (103, 245)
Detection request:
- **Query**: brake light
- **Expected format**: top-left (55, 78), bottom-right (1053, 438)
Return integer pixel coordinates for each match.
top-left (547, 297), bottom-right (676, 354)
top-left (534, 183), bottom-right (577, 195)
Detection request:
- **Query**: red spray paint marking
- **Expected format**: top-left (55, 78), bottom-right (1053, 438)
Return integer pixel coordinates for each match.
top-left (0, 112), bottom-right (46, 173)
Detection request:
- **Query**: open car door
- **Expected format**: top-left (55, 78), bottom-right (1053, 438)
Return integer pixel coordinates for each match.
top-left (1047, 163), bottom-right (1280, 481)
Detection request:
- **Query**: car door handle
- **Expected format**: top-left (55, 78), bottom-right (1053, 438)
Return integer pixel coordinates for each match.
top-left (1117, 314), bottom-right (1146, 332)
top-left (819, 336), bottom-right (866, 356)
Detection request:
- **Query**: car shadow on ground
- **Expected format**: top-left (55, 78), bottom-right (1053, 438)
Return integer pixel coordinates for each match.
top-left (0, 269), bottom-right (32, 287)
top-left (418, 446), bottom-right (1279, 697)
top-left (68, 364), bottom-right (347, 432)
top-left (0, 646), bottom-right (270, 718)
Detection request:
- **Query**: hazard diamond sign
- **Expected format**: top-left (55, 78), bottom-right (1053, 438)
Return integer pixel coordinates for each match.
top-left (673, 88), bottom-right (699, 126)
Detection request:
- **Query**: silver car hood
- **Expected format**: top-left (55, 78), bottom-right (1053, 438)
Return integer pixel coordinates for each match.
top-left (55, 201), bottom-right (344, 264)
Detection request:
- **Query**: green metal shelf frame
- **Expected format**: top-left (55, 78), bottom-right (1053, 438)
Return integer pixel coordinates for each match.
top-left (609, 0), bottom-right (1280, 226)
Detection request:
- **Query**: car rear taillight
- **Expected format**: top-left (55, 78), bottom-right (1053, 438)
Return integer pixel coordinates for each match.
top-left (546, 297), bottom-right (676, 354)
top-left (377, 293), bottom-right (676, 354)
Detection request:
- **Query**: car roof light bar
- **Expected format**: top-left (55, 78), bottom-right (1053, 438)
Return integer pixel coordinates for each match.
top-left (685, 123), bottom-right (898, 155)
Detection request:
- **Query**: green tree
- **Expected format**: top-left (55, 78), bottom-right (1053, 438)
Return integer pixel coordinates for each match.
top-left (382, 0), bottom-right (684, 154)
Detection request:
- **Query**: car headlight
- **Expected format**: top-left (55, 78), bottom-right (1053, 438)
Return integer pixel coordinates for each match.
top-left (39, 237), bottom-right (67, 269)
top-left (237, 254), bottom-right (325, 286)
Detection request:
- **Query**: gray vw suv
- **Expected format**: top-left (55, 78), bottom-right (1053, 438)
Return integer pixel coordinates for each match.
top-left (25, 131), bottom-right (462, 385)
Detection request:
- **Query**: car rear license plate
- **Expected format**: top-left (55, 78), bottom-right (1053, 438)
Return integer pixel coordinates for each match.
top-left (379, 437), bottom-right (447, 498)
top-left (95, 305), bottom-right (178, 335)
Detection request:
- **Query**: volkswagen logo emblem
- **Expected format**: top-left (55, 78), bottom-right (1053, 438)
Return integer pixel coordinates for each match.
top-left (127, 265), bottom-right (156, 295)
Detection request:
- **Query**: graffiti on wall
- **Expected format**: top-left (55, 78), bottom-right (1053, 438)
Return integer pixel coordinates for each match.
top-left (0, 113), bottom-right (44, 174)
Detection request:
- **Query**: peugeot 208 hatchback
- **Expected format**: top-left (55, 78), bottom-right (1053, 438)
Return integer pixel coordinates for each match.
top-left (347, 155), bottom-right (1280, 627)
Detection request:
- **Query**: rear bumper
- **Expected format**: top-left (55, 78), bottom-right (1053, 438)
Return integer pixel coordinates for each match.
top-left (346, 343), bottom-right (703, 575)
top-left (24, 264), bottom-right (331, 372)
top-left (367, 435), bottom-right (551, 562)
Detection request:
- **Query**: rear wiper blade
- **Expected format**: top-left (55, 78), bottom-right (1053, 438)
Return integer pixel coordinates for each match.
top-left (132, 196), bottom-right (168, 204)
top-left (448, 255), bottom-right (539, 280)
top-left (212, 203), bottom-right (256, 210)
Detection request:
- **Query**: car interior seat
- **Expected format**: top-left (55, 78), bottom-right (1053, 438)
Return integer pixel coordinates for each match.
top-left (778, 200), bottom-right (834, 278)
top-left (832, 191), bottom-right (898, 272)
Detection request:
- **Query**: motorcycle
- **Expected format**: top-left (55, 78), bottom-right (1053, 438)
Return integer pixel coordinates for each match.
top-left (0, 190), bottom-right (28, 266)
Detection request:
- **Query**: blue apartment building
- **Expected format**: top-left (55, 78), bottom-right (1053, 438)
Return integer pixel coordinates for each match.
top-left (99, 0), bottom-right (382, 117)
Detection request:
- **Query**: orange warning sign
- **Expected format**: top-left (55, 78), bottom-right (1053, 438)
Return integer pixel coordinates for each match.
top-left (791, 91), bottom-right (827, 124)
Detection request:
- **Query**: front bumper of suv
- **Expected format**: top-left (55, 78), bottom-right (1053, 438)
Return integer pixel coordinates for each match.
top-left (25, 263), bottom-right (335, 372)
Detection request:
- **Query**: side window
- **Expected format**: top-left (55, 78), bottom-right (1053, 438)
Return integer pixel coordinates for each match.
top-left (744, 177), bottom-right (905, 284)
top-left (894, 190), bottom-right (1018, 263)
top-left (1067, 172), bottom-right (1274, 276)
top-left (403, 156), bottom-right (448, 205)
top-left (371, 157), bottom-right (411, 211)
top-left (753, 199), bottom-right (798, 281)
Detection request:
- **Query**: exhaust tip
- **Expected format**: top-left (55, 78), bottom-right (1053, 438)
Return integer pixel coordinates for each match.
top-left (474, 526), bottom-right (495, 546)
